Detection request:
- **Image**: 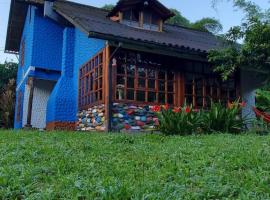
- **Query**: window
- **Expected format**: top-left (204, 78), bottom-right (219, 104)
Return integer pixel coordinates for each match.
top-left (79, 51), bottom-right (104, 110)
top-left (184, 62), bottom-right (238, 108)
top-left (115, 51), bottom-right (176, 105)
top-left (122, 9), bottom-right (140, 27)
top-left (20, 39), bottom-right (25, 67)
top-left (143, 10), bottom-right (160, 31)
top-left (16, 92), bottom-right (22, 122)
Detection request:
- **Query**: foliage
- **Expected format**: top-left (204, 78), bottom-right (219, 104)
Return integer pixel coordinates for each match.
top-left (154, 100), bottom-right (246, 135)
top-left (166, 9), bottom-right (191, 27)
top-left (0, 62), bottom-right (18, 93)
top-left (0, 79), bottom-right (16, 128)
top-left (0, 62), bottom-right (17, 129)
top-left (102, 4), bottom-right (114, 11)
top-left (201, 101), bottom-right (246, 133)
top-left (154, 105), bottom-right (202, 135)
top-left (208, 0), bottom-right (270, 81)
top-left (256, 89), bottom-right (270, 112)
top-left (0, 130), bottom-right (270, 199)
top-left (190, 17), bottom-right (223, 34)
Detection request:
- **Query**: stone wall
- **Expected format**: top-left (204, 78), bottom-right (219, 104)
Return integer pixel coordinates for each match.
top-left (77, 104), bottom-right (105, 131)
top-left (112, 103), bottom-right (158, 132)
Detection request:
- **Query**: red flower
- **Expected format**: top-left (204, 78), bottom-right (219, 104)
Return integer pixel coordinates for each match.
top-left (163, 104), bottom-right (169, 111)
top-left (173, 107), bottom-right (181, 113)
top-left (239, 102), bottom-right (246, 108)
top-left (152, 105), bottom-right (161, 112)
top-left (185, 106), bottom-right (191, 113)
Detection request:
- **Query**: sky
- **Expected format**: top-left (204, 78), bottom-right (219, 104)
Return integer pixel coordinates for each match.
top-left (0, 0), bottom-right (268, 63)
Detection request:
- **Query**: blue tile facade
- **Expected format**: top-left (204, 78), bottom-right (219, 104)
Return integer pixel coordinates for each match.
top-left (15, 5), bottom-right (105, 128)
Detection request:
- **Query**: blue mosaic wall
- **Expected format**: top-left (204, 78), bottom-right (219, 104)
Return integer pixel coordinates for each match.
top-left (31, 8), bottom-right (63, 71)
top-left (46, 28), bottom-right (105, 124)
top-left (14, 6), bottom-right (64, 128)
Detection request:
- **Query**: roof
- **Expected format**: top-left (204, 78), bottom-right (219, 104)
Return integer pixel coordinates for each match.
top-left (53, 0), bottom-right (222, 53)
top-left (107, 0), bottom-right (175, 20)
top-left (5, 0), bottom-right (44, 53)
top-left (6, 0), bottom-right (222, 54)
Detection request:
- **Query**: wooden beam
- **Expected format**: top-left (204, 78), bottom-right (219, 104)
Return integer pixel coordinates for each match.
top-left (25, 78), bottom-right (34, 128)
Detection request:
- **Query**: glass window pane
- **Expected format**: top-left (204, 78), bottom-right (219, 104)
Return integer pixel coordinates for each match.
top-left (144, 11), bottom-right (151, 24)
top-left (138, 67), bottom-right (146, 77)
top-left (185, 95), bottom-right (193, 106)
top-left (99, 65), bottom-right (103, 76)
top-left (148, 69), bottom-right (156, 78)
top-left (137, 91), bottom-right (145, 102)
top-left (167, 82), bottom-right (174, 92)
top-left (159, 80), bottom-right (165, 91)
top-left (158, 71), bottom-right (166, 79)
top-left (117, 64), bottom-right (125, 74)
top-left (99, 54), bottom-right (103, 64)
top-left (116, 87), bottom-right (125, 100)
top-left (148, 79), bottom-right (155, 89)
top-left (123, 10), bottom-right (132, 20)
top-left (152, 13), bottom-right (159, 25)
top-left (99, 90), bottom-right (102, 100)
top-left (196, 97), bottom-right (203, 107)
top-left (131, 9), bottom-right (139, 21)
top-left (168, 93), bottom-right (174, 104)
top-left (94, 80), bottom-right (98, 90)
top-left (117, 76), bottom-right (125, 85)
top-left (138, 78), bottom-right (146, 88)
top-left (127, 64), bottom-right (135, 76)
top-left (99, 78), bottom-right (102, 89)
top-left (167, 71), bottom-right (174, 80)
top-left (127, 77), bottom-right (134, 88)
top-left (127, 90), bottom-right (135, 100)
top-left (158, 93), bottom-right (165, 104)
top-left (148, 92), bottom-right (157, 103)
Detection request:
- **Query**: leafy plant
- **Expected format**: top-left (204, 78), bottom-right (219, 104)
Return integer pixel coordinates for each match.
top-left (0, 79), bottom-right (16, 128)
top-left (201, 100), bottom-right (246, 133)
top-left (153, 105), bottom-right (203, 135)
top-left (208, 0), bottom-right (270, 81)
top-left (256, 89), bottom-right (270, 112)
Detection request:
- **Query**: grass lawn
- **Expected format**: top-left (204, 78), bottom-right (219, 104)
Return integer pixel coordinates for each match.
top-left (0, 130), bottom-right (270, 199)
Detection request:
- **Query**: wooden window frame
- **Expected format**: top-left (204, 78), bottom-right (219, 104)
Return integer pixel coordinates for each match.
top-left (16, 92), bottom-right (22, 122)
top-left (78, 50), bottom-right (105, 110)
top-left (184, 62), bottom-right (239, 108)
top-left (114, 54), bottom-right (176, 106)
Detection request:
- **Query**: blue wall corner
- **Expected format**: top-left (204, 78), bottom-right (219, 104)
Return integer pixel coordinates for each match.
top-left (46, 28), bottom-right (77, 123)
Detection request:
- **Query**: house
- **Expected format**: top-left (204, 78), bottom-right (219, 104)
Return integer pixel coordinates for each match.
top-left (5, 0), bottom-right (259, 131)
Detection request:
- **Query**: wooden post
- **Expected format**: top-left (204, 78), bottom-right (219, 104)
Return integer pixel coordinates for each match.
top-left (26, 78), bottom-right (34, 128)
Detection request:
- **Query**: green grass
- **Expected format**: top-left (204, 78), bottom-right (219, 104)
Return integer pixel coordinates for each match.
top-left (0, 130), bottom-right (270, 199)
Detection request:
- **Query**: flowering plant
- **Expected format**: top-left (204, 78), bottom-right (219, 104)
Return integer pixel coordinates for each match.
top-left (153, 105), bottom-right (202, 135)
top-left (202, 99), bottom-right (246, 133)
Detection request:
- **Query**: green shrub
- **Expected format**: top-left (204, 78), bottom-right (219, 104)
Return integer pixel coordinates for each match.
top-left (154, 100), bottom-right (246, 135)
top-left (256, 89), bottom-right (270, 112)
top-left (201, 101), bottom-right (246, 134)
top-left (154, 105), bottom-right (203, 135)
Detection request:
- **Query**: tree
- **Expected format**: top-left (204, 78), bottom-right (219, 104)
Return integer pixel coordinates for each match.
top-left (102, 4), bottom-right (114, 11)
top-left (0, 62), bottom-right (18, 93)
top-left (0, 62), bottom-right (17, 128)
top-left (166, 9), bottom-right (191, 27)
top-left (0, 79), bottom-right (16, 128)
top-left (208, 0), bottom-right (270, 80)
top-left (191, 17), bottom-right (223, 34)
